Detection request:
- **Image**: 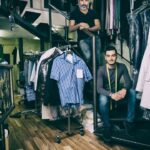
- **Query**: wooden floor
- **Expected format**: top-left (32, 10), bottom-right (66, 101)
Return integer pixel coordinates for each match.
top-left (7, 96), bottom-right (137, 150)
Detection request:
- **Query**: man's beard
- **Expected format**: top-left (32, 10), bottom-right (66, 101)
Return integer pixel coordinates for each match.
top-left (107, 60), bottom-right (116, 65)
top-left (79, 4), bottom-right (89, 11)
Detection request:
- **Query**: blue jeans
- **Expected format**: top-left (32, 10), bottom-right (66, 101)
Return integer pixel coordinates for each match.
top-left (79, 36), bottom-right (101, 67)
top-left (98, 89), bottom-right (136, 128)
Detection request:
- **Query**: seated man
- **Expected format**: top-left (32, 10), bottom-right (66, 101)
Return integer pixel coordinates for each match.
top-left (97, 46), bottom-right (136, 142)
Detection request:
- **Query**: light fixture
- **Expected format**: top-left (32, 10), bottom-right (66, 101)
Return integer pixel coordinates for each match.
top-left (33, 36), bottom-right (40, 40)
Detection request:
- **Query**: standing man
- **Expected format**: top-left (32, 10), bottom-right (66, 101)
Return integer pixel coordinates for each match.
top-left (69, 0), bottom-right (101, 67)
top-left (97, 46), bottom-right (136, 142)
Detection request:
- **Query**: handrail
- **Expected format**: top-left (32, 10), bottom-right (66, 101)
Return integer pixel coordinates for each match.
top-left (82, 29), bottom-right (95, 37)
top-left (49, 3), bottom-right (70, 20)
top-left (117, 52), bottom-right (132, 65)
top-left (48, 3), bottom-right (95, 42)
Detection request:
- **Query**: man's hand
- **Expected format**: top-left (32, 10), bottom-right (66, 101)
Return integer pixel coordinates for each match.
top-left (79, 22), bottom-right (89, 30)
top-left (117, 89), bottom-right (127, 99)
top-left (111, 93), bottom-right (122, 101)
top-left (111, 89), bottom-right (127, 101)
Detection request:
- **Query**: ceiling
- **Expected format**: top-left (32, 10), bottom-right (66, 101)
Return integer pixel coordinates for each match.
top-left (0, 15), bottom-right (38, 39)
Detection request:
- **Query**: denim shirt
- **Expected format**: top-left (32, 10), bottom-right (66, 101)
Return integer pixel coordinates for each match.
top-left (50, 52), bottom-right (92, 107)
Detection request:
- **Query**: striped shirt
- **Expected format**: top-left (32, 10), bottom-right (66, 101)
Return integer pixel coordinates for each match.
top-left (50, 52), bottom-right (92, 107)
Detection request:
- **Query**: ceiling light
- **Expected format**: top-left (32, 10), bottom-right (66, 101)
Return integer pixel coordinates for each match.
top-left (33, 36), bottom-right (40, 40)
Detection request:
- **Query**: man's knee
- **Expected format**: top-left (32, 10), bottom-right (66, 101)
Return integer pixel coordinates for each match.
top-left (79, 41), bottom-right (91, 61)
top-left (99, 95), bottom-right (109, 106)
top-left (128, 89), bottom-right (136, 103)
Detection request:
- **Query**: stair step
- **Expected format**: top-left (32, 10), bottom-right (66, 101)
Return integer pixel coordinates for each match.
top-left (36, 23), bottom-right (49, 33)
top-left (18, 0), bottom-right (28, 14)
top-left (23, 11), bottom-right (40, 23)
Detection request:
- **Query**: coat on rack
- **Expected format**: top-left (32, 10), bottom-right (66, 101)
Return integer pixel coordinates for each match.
top-left (136, 29), bottom-right (150, 109)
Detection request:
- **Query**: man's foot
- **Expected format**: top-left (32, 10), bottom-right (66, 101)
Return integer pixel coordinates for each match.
top-left (103, 127), bottom-right (112, 142)
top-left (123, 121), bottom-right (135, 136)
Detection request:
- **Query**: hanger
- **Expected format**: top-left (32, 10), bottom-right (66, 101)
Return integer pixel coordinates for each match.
top-left (66, 45), bottom-right (73, 55)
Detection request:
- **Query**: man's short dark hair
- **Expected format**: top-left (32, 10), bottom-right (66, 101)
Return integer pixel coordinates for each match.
top-left (105, 46), bottom-right (117, 54)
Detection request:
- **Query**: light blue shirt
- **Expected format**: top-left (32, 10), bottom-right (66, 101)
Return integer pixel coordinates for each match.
top-left (50, 52), bottom-right (92, 107)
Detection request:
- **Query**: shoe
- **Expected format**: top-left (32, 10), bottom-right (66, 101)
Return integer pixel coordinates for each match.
top-left (103, 127), bottom-right (112, 142)
top-left (123, 121), bottom-right (135, 136)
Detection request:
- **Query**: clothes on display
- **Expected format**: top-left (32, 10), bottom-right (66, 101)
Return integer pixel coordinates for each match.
top-left (127, 1), bottom-right (150, 79)
top-left (23, 54), bottom-right (38, 102)
top-left (50, 51), bottom-right (92, 107)
top-left (136, 29), bottom-right (150, 110)
top-left (105, 0), bottom-right (121, 36)
top-left (29, 47), bottom-right (92, 120)
top-left (12, 47), bottom-right (20, 65)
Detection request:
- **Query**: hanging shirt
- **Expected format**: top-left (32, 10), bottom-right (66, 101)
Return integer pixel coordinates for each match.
top-left (12, 47), bottom-right (20, 64)
top-left (34, 47), bottom-right (62, 90)
top-left (50, 52), bottom-right (92, 107)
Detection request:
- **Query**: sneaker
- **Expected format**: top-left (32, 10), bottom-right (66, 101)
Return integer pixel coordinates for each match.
top-left (103, 127), bottom-right (112, 142)
top-left (123, 121), bottom-right (135, 136)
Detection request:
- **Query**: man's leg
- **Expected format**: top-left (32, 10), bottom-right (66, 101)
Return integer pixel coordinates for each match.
top-left (99, 95), bottom-right (112, 142)
top-left (79, 38), bottom-right (91, 63)
top-left (126, 89), bottom-right (136, 122)
top-left (99, 95), bottom-right (111, 128)
top-left (124, 89), bottom-right (136, 135)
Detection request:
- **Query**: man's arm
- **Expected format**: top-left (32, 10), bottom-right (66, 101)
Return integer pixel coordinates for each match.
top-left (122, 64), bottom-right (132, 89)
top-left (97, 66), bottom-right (124, 101)
top-left (69, 20), bottom-right (80, 32)
top-left (69, 19), bottom-right (91, 32)
top-left (88, 19), bottom-right (100, 32)
top-left (97, 67), bottom-right (111, 96)
top-left (116, 64), bottom-right (132, 100)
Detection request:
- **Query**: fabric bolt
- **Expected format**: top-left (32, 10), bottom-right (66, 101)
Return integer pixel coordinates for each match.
top-left (50, 52), bottom-right (92, 107)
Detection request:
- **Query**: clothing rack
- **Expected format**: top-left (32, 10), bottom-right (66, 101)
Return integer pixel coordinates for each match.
top-left (53, 105), bottom-right (84, 143)
top-left (44, 46), bottom-right (84, 143)
top-left (10, 53), bottom-right (41, 118)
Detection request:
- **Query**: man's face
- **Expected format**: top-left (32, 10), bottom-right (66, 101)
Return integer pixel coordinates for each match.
top-left (105, 50), bottom-right (117, 65)
top-left (78, 0), bottom-right (89, 11)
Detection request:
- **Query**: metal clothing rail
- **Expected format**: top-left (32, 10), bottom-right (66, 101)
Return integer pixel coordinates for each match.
top-left (48, 1), bottom-right (97, 131)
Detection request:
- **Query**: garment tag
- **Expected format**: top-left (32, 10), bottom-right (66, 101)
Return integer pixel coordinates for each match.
top-left (76, 69), bottom-right (83, 78)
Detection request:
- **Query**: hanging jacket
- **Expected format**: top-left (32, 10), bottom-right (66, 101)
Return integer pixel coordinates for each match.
top-left (136, 29), bottom-right (150, 109)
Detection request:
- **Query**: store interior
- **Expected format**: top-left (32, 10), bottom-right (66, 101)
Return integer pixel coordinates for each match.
top-left (0, 0), bottom-right (150, 150)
